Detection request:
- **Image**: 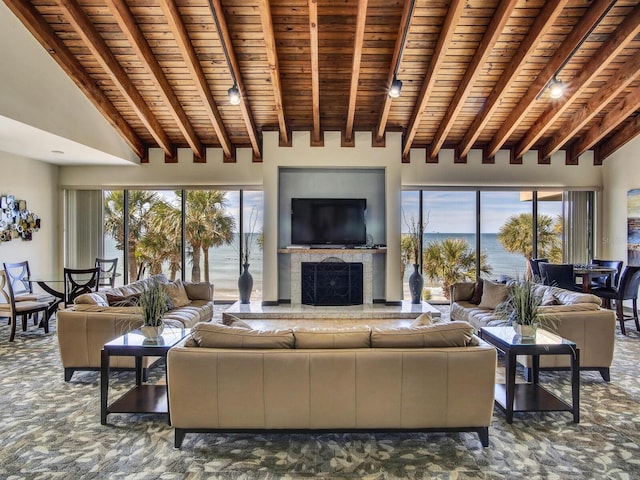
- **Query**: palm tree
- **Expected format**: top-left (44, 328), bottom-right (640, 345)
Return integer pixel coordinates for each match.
top-left (497, 213), bottom-right (562, 279)
top-left (104, 190), bottom-right (160, 281)
top-left (422, 238), bottom-right (492, 300)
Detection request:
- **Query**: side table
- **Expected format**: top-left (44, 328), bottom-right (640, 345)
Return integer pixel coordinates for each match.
top-left (100, 327), bottom-right (189, 425)
top-left (479, 326), bottom-right (580, 424)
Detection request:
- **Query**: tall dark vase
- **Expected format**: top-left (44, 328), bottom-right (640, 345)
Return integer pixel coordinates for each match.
top-left (238, 263), bottom-right (253, 304)
top-left (409, 264), bottom-right (424, 304)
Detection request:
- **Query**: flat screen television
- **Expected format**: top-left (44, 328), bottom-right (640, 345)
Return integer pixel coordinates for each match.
top-left (291, 198), bottom-right (367, 246)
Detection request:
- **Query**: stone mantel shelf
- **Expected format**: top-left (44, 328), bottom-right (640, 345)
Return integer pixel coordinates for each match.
top-left (278, 248), bottom-right (386, 254)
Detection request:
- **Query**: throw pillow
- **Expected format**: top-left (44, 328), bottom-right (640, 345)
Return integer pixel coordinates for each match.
top-left (222, 314), bottom-right (252, 329)
top-left (73, 292), bottom-right (108, 307)
top-left (106, 292), bottom-right (141, 307)
top-left (478, 281), bottom-right (510, 309)
top-left (470, 279), bottom-right (484, 305)
top-left (541, 289), bottom-right (560, 306)
top-left (162, 279), bottom-right (190, 308)
top-left (410, 312), bottom-right (433, 326)
top-left (371, 321), bottom-right (477, 348)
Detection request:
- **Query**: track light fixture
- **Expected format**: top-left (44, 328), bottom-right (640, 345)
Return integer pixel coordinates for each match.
top-left (548, 76), bottom-right (565, 99)
top-left (228, 84), bottom-right (241, 105)
top-left (388, 77), bottom-right (403, 98)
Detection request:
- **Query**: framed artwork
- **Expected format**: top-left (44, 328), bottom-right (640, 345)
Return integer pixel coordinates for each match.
top-left (628, 189), bottom-right (640, 266)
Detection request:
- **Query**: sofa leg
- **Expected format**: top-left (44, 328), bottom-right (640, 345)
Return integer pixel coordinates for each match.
top-left (175, 429), bottom-right (186, 449)
top-left (600, 368), bottom-right (611, 382)
top-left (64, 368), bottom-right (75, 382)
top-left (477, 427), bottom-right (489, 447)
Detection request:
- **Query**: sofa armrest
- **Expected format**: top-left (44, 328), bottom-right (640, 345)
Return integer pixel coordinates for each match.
top-left (184, 282), bottom-right (214, 301)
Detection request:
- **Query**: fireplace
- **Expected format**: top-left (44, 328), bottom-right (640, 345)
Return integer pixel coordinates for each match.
top-left (301, 262), bottom-right (363, 306)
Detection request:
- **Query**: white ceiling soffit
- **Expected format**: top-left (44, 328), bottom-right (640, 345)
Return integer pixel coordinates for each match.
top-left (0, 115), bottom-right (138, 166)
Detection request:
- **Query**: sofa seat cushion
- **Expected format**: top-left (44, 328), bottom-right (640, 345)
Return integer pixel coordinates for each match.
top-left (187, 322), bottom-right (295, 349)
top-left (371, 321), bottom-right (477, 348)
top-left (163, 301), bottom-right (213, 328)
top-left (293, 326), bottom-right (371, 348)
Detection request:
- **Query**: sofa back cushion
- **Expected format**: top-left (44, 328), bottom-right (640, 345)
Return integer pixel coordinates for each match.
top-left (186, 322), bottom-right (295, 349)
top-left (371, 321), bottom-right (477, 348)
top-left (293, 326), bottom-right (371, 348)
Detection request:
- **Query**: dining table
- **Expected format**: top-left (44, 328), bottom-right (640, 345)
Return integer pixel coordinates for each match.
top-left (572, 264), bottom-right (617, 293)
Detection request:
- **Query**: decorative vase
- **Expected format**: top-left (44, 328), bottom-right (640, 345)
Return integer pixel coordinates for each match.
top-left (238, 263), bottom-right (253, 304)
top-left (409, 264), bottom-right (424, 304)
top-left (141, 323), bottom-right (164, 342)
top-left (514, 323), bottom-right (537, 339)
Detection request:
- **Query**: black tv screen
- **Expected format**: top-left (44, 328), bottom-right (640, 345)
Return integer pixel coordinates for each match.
top-left (291, 198), bottom-right (367, 246)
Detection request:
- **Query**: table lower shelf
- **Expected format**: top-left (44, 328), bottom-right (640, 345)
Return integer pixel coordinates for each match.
top-left (494, 383), bottom-right (573, 413)
top-left (107, 384), bottom-right (168, 415)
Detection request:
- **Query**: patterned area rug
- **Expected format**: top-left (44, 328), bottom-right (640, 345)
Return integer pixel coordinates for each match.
top-left (1, 307), bottom-right (639, 479)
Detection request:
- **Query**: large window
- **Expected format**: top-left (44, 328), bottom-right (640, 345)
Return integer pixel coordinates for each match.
top-left (68, 188), bottom-right (263, 302)
top-left (401, 189), bottom-right (591, 303)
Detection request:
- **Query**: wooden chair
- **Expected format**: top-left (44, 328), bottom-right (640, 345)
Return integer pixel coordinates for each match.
top-left (539, 263), bottom-right (581, 292)
top-left (591, 265), bottom-right (640, 335)
top-left (63, 267), bottom-right (101, 307)
top-left (1, 267), bottom-right (51, 342)
top-left (95, 258), bottom-right (118, 289)
top-left (2, 261), bottom-right (55, 303)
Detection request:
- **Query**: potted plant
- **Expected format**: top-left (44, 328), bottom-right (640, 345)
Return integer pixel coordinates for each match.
top-left (496, 279), bottom-right (544, 338)
top-left (139, 279), bottom-right (169, 340)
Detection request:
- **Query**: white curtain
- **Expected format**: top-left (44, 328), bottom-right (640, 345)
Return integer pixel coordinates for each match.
top-left (563, 191), bottom-right (594, 263)
top-left (64, 190), bottom-right (103, 268)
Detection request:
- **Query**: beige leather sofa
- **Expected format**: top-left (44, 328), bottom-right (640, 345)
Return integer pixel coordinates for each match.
top-left (167, 321), bottom-right (497, 448)
top-left (57, 274), bottom-right (214, 381)
top-left (450, 280), bottom-right (616, 381)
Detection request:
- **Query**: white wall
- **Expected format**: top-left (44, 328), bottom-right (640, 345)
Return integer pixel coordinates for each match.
top-left (602, 135), bottom-right (640, 262)
top-left (0, 152), bottom-right (59, 278)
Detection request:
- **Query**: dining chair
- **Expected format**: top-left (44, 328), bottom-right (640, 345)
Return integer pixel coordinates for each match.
top-left (63, 267), bottom-right (101, 307)
top-left (538, 263), bottom-right (581, 292)
top-left (591, 265), bottom-right (640, 335)
top-left (529, 258), bottom-right (548, 282)
top-left (95, 258), bottom-right (118, 289)
top-left (2, 261), bottom-right (55, 303)
top-left (590, 259), bottom-right (623, 289)
top-left (1, 266), bottom-right (52, 342)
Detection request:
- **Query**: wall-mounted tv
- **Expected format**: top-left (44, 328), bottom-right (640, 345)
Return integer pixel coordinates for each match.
top-left (291, 198), bottom-right (367, 246)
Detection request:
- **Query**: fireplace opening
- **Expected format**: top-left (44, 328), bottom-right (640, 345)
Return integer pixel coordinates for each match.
top-left (301, 262), bottom-right (363, 306)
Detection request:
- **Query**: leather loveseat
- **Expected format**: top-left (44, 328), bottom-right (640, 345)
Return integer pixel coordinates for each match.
top-left (166, 320), bottom-right (497, 448)
top-left (57, 274), bottom-right (214, 381)
top-left (450, 280), bottom-right (616, 381)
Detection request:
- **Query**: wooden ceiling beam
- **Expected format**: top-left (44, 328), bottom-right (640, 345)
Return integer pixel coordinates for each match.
top-left (430, 0), bottom-right (518, 161)
top-left (375, 0), bottom-right (414, 144)
top-left (308, 0), bottom-right (321, 145)
top-left (595, 114), bottom-right (640, 165)
top-left (402, 0), bottom-right (465, 160)
top-left (570, 89), bottom-right (640, 164)
top-left (344, 0), bottom-right (368, 144)
top-left (257, 0), bottom-right (288, 147)
top-left (58, 0), bottom-right (173, 157)
top-left (540, 51), bottom-right (640, 163)
top-left (1, 0), bottom-right (144, 159)
top-left (107, 0), bottom-right (203, 160)
top-left (210, 0), bottom-right (261, 160)
top-left (158, 0), bottom-right (233, 160)
top-left (486, 0), bottom-right (615, 160)
top-left (515, 3), bottom-right (640, 162)
top-left (457, 0), bottom-right (568, 160)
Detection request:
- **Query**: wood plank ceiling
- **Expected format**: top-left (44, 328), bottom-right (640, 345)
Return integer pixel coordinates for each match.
top-left (4, 0), bottom-right (640, 165)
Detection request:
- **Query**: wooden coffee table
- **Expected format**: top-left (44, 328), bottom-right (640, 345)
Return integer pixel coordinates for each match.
top-left (479, 326), bottom-right (580, 424)
top-left (100, 327), bottom-right (189, 425)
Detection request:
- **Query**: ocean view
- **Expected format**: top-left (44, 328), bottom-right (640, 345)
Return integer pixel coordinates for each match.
top-left (107, 233), bottom-right (526, 302)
